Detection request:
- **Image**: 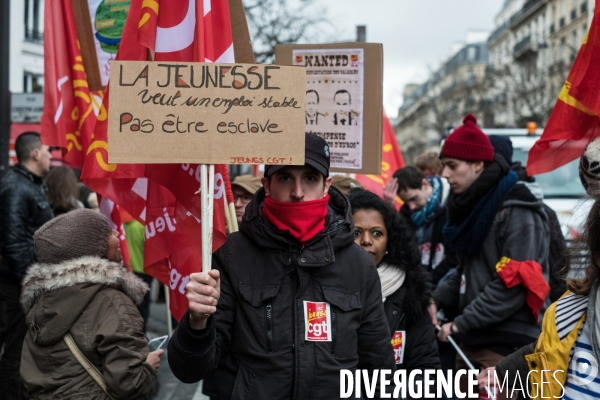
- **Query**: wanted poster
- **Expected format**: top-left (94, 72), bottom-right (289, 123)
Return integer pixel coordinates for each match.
top-left (293, 49), bottom-right (365, 169)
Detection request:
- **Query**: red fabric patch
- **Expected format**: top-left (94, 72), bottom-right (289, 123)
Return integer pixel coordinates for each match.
top-left (496, 257), bottom-right (550, 322)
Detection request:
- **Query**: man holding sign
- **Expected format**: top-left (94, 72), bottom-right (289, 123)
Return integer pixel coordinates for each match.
top-left (168, 133), bottom-right (394, 399)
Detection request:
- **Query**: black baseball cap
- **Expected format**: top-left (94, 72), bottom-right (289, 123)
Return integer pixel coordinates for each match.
top-left (264, 133), bottom-right (330, 178)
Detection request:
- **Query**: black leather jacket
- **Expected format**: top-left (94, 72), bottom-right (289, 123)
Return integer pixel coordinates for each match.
top-left (0, 165), bottom-right (54, 285)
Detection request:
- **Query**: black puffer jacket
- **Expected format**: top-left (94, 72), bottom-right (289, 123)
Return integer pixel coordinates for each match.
top-left (0, 165), bottom-right (54, 285)
top-left (168, 187), bottom-right (395, 400)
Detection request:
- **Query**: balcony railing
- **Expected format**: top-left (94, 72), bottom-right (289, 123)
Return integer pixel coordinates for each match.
top-left (488, 21), bottom-right (509, 44)
top-left (514, 35), bottom-right (534, 59)
top-left (24, 29), bottom-right (43, 44)
top-left (509, 0), bottom-right (544, 27)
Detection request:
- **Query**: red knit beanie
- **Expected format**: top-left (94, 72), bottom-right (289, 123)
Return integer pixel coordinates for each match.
top-left (440, 114), bottom-right (494, 162)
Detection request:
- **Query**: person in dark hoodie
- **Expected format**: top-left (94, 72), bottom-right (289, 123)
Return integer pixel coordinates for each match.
top-left (168, 133), bottom-right (395, 400)
top-left (19, 209), bottom-right (161, 399)
top-left (349, 190), bottom-right (440, 389)
top-left (431, 114), bottom-right (551, 397)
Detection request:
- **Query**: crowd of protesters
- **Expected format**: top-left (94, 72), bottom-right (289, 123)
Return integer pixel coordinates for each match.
top-left (1, 117), bottom-right (599, 399)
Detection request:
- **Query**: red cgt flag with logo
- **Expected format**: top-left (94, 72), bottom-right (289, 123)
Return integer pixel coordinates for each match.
top-left (527, 0), bottom-right (600, 175)
top-left (80, 0), bottom-right (233, 321)
top-left (42, 0), bottom-right (132, 268)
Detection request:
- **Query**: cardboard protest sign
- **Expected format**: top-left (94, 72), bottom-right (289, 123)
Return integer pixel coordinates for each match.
top-left (275, 43), bottom-right (383, 175)
top-left (108, 61), bottom-right (306, 164)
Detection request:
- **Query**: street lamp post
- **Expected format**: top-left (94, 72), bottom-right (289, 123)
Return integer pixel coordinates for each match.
top-left (0, 0), bottom-right (10, 179)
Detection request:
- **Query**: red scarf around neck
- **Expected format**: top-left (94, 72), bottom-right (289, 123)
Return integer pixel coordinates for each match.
top-left (262, 195), bottom-right (330, 246)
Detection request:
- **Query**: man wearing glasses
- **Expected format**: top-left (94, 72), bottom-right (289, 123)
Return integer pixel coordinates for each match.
top-left (231, 175), bottom-right (262, 225)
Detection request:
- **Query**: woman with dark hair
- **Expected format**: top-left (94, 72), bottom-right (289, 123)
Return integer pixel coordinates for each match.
top-left (349, 190), bottom-right (441, 375)
top-left (45, 166), bottom-right (83, 216)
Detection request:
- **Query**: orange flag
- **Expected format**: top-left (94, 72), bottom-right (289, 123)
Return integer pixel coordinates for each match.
top-left (527, 0), bottom-right (600, 175)
top-left (355, 112), bottom-right (405, 209)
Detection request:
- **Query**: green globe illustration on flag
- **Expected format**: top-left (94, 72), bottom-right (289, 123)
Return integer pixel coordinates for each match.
top-left (94, 0), bottom-right (131, 53)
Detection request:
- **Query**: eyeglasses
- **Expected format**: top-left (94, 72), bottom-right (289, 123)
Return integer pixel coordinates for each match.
top-left (234, 194), bottom-right (254, 203)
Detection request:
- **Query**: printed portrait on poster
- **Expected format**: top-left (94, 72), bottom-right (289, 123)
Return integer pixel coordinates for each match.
top-left (293, 49), bottom-right (365, 169)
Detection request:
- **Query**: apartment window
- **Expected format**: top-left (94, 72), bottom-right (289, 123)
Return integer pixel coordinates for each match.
top-left (466, 69), bottom-right (474, 84)
top-left (23, 72), bottom-right (43, 93)
top-left (24, 0), bottom-right (43, 43)
top-left (467, 46), bottom-right (477, 61)
top-left (561, 37), bottom-right (567, 62)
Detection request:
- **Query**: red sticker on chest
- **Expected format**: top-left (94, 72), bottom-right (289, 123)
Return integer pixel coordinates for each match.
top-left (304, 301), bottom-right (332, 341)
top-left (391, 331), bottom-right (406, 364)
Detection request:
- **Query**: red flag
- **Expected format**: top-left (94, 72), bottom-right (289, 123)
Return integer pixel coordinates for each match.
top-left (81, 0), bottom-right (234, 321)
top-left (98, 194), bottom-right (132, 269)
top-left (527, 0), bottom-right (600, 175)
top-left (495, 257), bottom-right (550, 322)
top-left (42, 0), bottom-right (133, 267)
top-left (41, 0), bottom-right (101, 168)
top-left (356, 112), bottom-right (405, 209)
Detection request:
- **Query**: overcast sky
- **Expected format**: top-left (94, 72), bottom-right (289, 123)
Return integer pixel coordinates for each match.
top-left (321, 0), bottom-right (505, 117)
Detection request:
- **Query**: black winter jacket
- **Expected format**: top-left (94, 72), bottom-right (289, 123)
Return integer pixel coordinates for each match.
top-left (384, 264), bottom-right (440, 372)
top-left (0, 165), bottom-right (54, 285)
top-left (168, 187), bottom-right (395, 400)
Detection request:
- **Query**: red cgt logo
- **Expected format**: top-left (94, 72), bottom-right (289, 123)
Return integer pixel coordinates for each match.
top-left (304, 301), bottom-right (332, 341)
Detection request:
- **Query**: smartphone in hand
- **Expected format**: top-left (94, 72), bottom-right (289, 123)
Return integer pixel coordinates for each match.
top-left (148, 335), bottom-right (169, 352)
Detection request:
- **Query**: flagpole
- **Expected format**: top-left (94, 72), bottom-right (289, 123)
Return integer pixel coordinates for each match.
top-left (229, 203), bottom-right (239, 232)
top-left (224, 198), bottom-right (233, 233)
top-left (165, 285), bottom-right (173, 337)
top-left (207, 164), bottom-right (215, 270)
top-left (201, 164), bottom-right (208, 272)
top-left (220, 165), bottom-right (239, 233)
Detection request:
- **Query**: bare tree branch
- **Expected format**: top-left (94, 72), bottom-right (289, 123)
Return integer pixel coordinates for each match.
top-left (243, 0), bottom-right (333, 63)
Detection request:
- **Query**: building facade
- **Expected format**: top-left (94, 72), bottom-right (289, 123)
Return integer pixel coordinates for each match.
top-left (10, 0), bottom-right (45, 94)
top-left (396, 37), bottom-right (491, 163)
top-left (396, 0), bottom-right (595, 164)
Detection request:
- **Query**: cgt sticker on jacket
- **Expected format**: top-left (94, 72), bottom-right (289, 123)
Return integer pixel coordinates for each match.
top-left (304, 301), bottom-right (332, 341)
top-left (391, 331), bottom-right (406, 364)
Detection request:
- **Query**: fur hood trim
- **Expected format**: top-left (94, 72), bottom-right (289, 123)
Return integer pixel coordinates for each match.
top-left (21, 256), bottom-right (149, 313)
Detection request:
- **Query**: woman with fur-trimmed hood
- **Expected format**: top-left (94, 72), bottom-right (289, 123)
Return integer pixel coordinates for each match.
top-left (349, 190), bottom-right (441, 374)
top-left (20, 209), bottom-right (161, 399)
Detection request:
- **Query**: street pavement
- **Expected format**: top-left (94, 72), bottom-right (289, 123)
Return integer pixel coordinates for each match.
top-left (146, 301), bottom-right (208, 400)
